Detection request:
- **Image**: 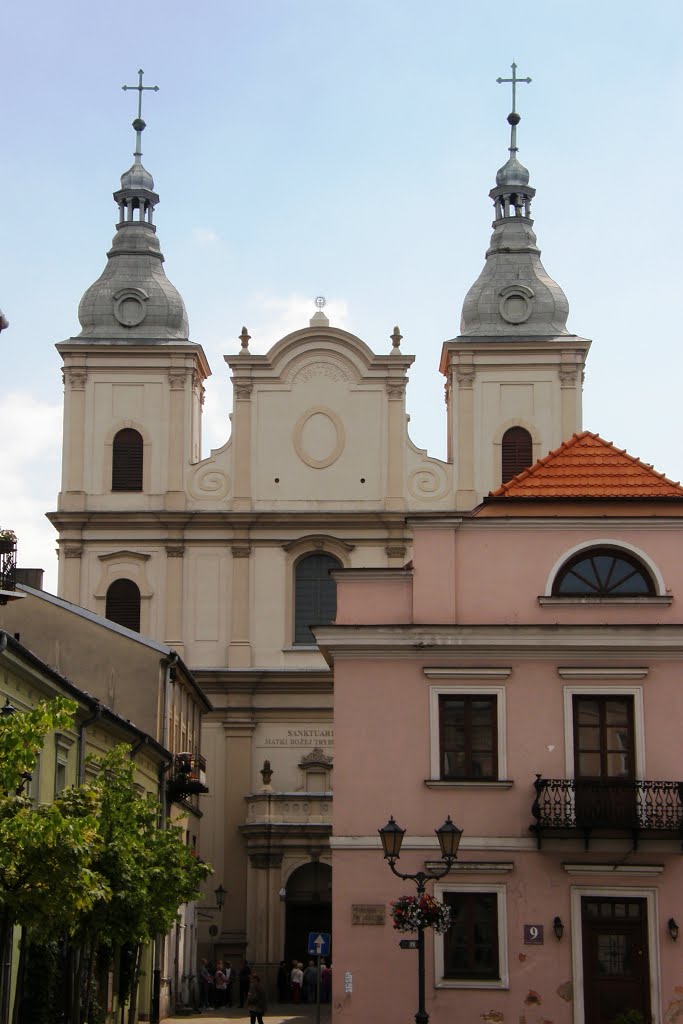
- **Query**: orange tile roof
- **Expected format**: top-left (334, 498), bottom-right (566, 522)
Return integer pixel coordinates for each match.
top-left (489, 431), bottom-right (683, 499)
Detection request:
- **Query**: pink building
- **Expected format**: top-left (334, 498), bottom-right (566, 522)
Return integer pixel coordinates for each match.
top-left (316, 432), bottom-right (683, 1024)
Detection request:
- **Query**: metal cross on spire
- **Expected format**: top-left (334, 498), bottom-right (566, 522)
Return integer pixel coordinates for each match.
top-left (496, 62), bottom-right (532, 160)
top-left (122, 68), bottom-right (159, 121)
top-left (122, 69), bottom-right (159, 161)
top-left (496, 62), bottom-right (532, 115)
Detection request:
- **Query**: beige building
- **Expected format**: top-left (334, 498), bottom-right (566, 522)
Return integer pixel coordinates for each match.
top-left (46, 95), bottom-right (590, 977)
top-left (0, 586), bottom-right (210, 1017)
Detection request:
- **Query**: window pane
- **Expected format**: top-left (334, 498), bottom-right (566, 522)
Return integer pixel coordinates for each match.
top-left (578, 752), bottom-right (601, 776)
top-left (576, 700), bottom-right (600, 725)
top-left (605, 700), bottom-right (630, 725)
top-left (444, 892), bottom-right (499, 980)
top-left (294, 554), bottom-right (340, 644)
top-left (439, 696), bottom-right (497, 780)
top-left (553, 548), bottom-right (654, 597)
top-left (576, 726), bottom-right (601, 750)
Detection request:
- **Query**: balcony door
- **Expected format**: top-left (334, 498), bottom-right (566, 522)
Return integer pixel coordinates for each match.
top-left (573, 696), bottom-right (636, 828)
top-left (581, 896), bottom-right (650, 1024)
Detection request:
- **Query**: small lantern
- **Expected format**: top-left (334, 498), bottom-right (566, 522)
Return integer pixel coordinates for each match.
top-left (668, 918), bottom-right (679, 941)
top-left (436, 816), bottom-right (463, 862)
top-left (379, 816), bottom-right (406, 861)
top-left (214, 884), bottom-right (226, 911)
top-left (553, 916), bottom-right (564, 940)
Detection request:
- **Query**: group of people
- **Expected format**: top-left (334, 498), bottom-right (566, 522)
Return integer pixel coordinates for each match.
top-left (198, 954), bottom-right (332, 1020)
top-left (199, 959), bottom-right (260, 1013)
top-left (277, 959), bottom-right (332, 1004)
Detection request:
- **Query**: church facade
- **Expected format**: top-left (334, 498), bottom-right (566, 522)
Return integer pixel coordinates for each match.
top-left (44, 69), bottom-right (646, 1011)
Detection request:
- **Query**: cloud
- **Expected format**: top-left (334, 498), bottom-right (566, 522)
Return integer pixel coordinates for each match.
top-left (191, 227), bottom-right (220, 244)
top-left (0, 393), bottom-right (62, 591)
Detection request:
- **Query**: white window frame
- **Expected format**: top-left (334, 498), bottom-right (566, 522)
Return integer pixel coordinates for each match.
top-left (563, 685), bottom-right (645, 779)
top-left (429, 686), bottom-right (507, 782)
top-left (433, 882), bottom-right (509, 989)
top-left (570, 886), bottom-right (660, 1024)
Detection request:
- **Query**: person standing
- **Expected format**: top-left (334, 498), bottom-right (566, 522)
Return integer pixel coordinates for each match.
top-left (276, 960), bottom-right (289, 1002)
top-left (321, 962), bottom-right (332, 1003)
top-left (239, 960), bottom-right (252, 1008)
top-left (290, 962), bottom-right (303, 1003)
top-left (246, 973), bottom-right (267, 1024)
top-left (199, 959), bottom-right (214, 1009)
top-left (302, 960), bottom-right (318, 1003)
top-left (214, 961), bottom-right (228, 1007)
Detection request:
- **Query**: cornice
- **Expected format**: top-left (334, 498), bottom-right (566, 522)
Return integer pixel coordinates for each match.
top-left (314, 623), bottom-right (683, 660)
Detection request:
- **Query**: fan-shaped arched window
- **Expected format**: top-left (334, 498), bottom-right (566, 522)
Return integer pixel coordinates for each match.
top-left (501, 427), bottom-right (533, 484)
top-left (552, 548), bottom-right (655, 597)
top-left (294, 553), bottom-right (341, 645)
top-left (112, 429), bottom-right (143, 491)
top-left (105, 578), bottom-right (141, 632)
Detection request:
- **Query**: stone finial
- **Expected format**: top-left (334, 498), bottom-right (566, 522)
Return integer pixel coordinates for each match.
top-left (0, 310), bottom-right (8, 332)
top-left (260, 759), bottom-right (273, 788)
top-left (390, 325), bottom-right (403, 352)
top-left (239, 326), bottom-right (251, 353)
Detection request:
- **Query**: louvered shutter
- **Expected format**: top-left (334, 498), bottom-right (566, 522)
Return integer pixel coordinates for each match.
top-left (112, 429), bottom-right (143, 491)
top-left (105, 578), bottom-right (141, 632)
top-left (294, 554), bottom-right (340, 644)
top-left (501, 427), bottom-right (532, 483)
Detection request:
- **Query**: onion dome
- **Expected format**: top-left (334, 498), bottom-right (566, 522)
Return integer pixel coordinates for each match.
top-left (77, 81), bottom-right (189, 342)
top-left (459, 71), bottom-right (569, 337)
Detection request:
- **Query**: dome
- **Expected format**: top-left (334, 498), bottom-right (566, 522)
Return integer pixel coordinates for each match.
top-left (120, 160), bottom-right (155, 192)
top-left (496, 155), bottom-right (530, 187)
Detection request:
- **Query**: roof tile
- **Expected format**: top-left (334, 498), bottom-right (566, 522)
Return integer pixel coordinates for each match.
top-left (489, 431), bottom-right (683, 499)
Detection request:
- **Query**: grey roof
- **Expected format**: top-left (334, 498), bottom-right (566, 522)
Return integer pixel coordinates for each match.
top-left (76, 148), bottom-right (189, 343)
top-left (459, 123), bottom-right (570, 338)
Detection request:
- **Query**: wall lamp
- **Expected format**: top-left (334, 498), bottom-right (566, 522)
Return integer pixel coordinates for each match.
top-left (553, 916), bottom-right (564, 940)
top-left (668, 918), bottom-right (679, 941)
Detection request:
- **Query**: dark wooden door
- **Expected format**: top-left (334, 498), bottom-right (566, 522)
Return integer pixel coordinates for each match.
top-left (284, 902), bottom-right (332, 967)
top-left (573, 696), bottom-right (636, 828)
top-left (582, 897), bottom-right (650, 1024)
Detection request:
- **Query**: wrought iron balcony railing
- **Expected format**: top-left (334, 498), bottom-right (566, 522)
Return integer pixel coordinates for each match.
top-left (0, 538), bottom-right (17, 602)
top-left (166, 752), bottom-right (208, 803)
top-left (531, 774), bottom-right (683, 850)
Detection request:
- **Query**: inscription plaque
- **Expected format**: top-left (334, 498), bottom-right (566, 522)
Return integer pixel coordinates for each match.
top-left (352, 904), bottom-right (386, 926)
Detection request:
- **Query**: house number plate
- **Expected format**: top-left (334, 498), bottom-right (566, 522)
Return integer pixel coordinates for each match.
top-left (524, 924), bottom-right (544, 944)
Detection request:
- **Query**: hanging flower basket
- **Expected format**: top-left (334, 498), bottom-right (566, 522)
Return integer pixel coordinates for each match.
top-left (390, 894), bottom-right (452, 934)
top-left (0, 529), bottom-right (16, 554)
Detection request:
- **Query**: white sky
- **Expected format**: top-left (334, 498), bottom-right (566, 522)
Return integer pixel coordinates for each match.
top-left (2, 0), bottom-right (682, 591)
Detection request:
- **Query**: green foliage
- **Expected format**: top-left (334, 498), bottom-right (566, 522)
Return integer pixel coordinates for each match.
top-left (78, 745), bottom-right (211, 950)
top-left (0, 698), bottom-right (108, 938)
top-left (0, 696), bottom-right (75, 794)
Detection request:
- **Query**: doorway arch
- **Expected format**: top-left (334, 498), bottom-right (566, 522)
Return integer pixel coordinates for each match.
top-left (284, 861), bottom-right (332, 966)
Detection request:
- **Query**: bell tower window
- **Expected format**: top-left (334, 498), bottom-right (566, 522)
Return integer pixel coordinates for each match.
top-left (105, 578), bottom-right (141, 632)
top-left (112, 429), bottom-right (143, 491)
top-left (501, 427), bottom-right (532, 484)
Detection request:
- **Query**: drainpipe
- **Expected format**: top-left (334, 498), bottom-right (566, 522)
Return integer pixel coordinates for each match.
top-left (78, 702), bottom-right (102, 784)
top-left (151, 652), bottom-right (178, 1024)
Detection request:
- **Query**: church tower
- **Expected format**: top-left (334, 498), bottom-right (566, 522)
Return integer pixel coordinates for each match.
top-left (53, 74), bottom-right (209, 630)
top-left (441, 64), bottom-right (591, 507)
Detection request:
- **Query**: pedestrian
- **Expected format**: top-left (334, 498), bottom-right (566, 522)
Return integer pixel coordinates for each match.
top-left (302, 959), bottom-right (318, 1003)
top-left (239, 960), bottom-right (252, 1007)
top-left (290, 961), bottom-right (303, 1003)
top-left (276, 960), bottom-right (289, 1002)
top-left (215, 960), bottom-right (228, 1007)
top-left (225, 961), bottom-right (234, 1006)
top-left (321, 962), bottom-right (332, 1003)
top-left (246, 973), bottom-right (267, 1024)
top-left (199, 959), bottom-right (214, 1009)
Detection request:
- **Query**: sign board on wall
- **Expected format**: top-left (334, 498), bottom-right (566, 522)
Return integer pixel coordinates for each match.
top-left (352, 904), bottom-right (386, 925)
top-left (256, 725), bottom-right (334, 750)
top-left (523, 924), bottom-right (544, 944)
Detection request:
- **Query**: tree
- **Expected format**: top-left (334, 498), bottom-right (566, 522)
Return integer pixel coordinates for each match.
top-left (0, 698), bottom-right (108, 1023)
top-left (74, 745), bottom-right (211, 1023)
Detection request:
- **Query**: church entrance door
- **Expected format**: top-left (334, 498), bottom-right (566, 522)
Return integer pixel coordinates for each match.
top-left (284, 862), bottom-right (332, 967)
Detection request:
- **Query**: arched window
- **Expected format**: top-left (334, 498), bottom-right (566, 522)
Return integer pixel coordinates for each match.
top-left (105, 578), bottom-right (141, 632)
top-left (112, 429), bottom-right (143, 491)
top-left (501, 427), bottom-right (533, 483)
top-left (294, 553), bottom-right (341, 645)
top-left (552, 548), bottom-right (655, 597)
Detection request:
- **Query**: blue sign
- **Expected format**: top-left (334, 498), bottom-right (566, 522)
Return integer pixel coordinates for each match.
top-left (307, 932), bottom-right (331, 957)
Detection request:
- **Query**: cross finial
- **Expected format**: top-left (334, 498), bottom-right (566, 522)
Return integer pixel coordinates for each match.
top-left (122, 69), bottom-right (159, 161)
top-left (496, 61), bottom-right (531, 115)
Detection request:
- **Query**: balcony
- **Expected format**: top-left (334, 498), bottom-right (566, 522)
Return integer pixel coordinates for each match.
top-left (530, 774), bottom-right (683, 850)
top-left (166, 752), bottom-right (208, 803)
top-left (0, 536), bottom-right (17, 604)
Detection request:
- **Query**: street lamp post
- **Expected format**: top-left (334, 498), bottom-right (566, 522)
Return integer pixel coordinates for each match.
top-left (379, 815), bottom-right (463, 1024)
